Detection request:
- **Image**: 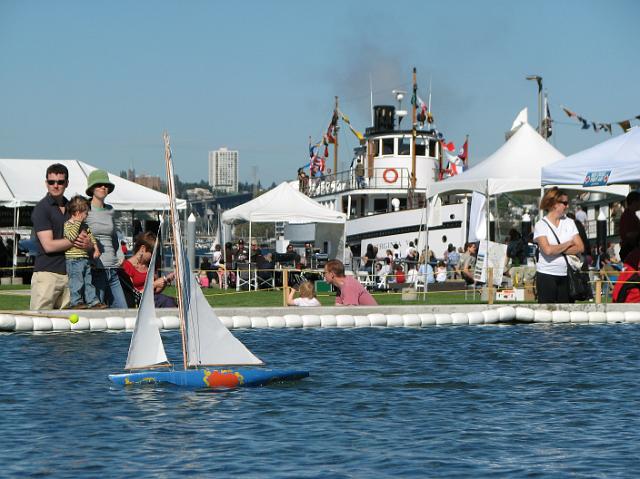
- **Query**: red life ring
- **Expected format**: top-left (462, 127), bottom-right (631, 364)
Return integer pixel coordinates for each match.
top-left (383, 168), bottom-right (398, 184)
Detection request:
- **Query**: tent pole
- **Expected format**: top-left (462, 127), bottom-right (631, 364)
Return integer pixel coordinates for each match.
top-left (248, 221), bottom-right (252, 291)
top-left (424, 198), bottom-right (429, 302)
top-left (485, 180), bottom-right (490, 287)
top-left (12, 206), bottom-right (18, 280)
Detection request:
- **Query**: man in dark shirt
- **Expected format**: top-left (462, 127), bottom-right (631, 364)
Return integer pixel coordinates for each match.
top-left (30, 164), bottom-right (91, 310)
top-left (620, 191), bottom-right (640, 262)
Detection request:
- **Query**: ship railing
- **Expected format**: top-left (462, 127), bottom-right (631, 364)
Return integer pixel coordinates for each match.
top-left (302, 167), bottom-right (412, 197)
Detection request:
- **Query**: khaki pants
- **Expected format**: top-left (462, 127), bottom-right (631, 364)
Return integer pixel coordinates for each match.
top-left (30, 271), bottom-right (70, 310)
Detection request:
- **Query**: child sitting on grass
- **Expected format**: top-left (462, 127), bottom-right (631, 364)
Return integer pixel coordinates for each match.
top-left (64, 195), bottom-right (106, 309)
top-left (286, 280), bottom-right (321, 307)
top-left (435, 260), bottom-right (448, 282)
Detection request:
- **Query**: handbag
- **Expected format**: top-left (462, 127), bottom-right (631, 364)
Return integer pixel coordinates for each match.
top-left (542, 219), bottom-right (593, 301)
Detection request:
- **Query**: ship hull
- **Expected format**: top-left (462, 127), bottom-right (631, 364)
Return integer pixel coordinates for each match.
top-left (109, 368), bottom-right (309, 388)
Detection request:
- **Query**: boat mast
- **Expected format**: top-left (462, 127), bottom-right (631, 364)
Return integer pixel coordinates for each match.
top-left (334, 96), bottom-right (339, 174)
top-left (163, 132), bottom-right (189, 370)
top-left (411, 67), bottom-right (417, 190)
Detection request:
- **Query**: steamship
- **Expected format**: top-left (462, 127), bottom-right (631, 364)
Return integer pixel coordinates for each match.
top-left (293, 88), bottom-right (468, 259)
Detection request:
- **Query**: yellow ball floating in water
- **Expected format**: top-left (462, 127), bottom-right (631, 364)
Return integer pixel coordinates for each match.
top-left (69, 313), bottom-right (79, 324)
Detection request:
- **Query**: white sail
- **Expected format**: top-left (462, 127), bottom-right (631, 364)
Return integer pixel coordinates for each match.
top-left (124, 237), bottom-right (169, 370)
top-left (184, 253), bottom-right (263, 366)
top-left (164, 133), bottom-right (263, 367)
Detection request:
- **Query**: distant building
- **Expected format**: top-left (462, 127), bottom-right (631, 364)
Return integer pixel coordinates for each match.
top-left (185, 187), bottom-right (214, 202)
top-left (209, 147), bottom-right (238, 193)
top-left (135, 174), bottom-right (162, 191)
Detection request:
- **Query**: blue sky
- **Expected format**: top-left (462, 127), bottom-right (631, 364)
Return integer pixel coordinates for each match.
top-left (1, 0), bottom-right (638, 186)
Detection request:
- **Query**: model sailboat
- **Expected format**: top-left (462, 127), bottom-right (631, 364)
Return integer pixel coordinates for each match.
top-left (109, 133), bottom-right (309, 388)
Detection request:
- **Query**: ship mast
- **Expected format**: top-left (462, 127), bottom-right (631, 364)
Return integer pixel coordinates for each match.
top-left (163, 132), bottom-right (189, 370)
top-left (410, 67), bottom-right (417, 190)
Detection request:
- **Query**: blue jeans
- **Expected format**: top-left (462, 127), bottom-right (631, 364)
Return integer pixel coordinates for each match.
top-left (66, 258), bottom-right (98, 307)
top-left (92, 268), bottom-right (128, 309)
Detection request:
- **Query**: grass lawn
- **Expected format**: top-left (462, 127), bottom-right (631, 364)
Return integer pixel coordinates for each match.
top-left (0, 284), bottom-right (495, 310)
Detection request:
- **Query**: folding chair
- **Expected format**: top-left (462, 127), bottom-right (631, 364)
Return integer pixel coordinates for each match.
top-left (235, 263), bottom-right (255, 291)
top-left (117, 268), bottom-right (142, 308)
top-left (600, 265), bottom-right (621, 302)
top-left (254, 269), bottom-right (275, 290)
top-left (464, 282), bottom-right (481, 301)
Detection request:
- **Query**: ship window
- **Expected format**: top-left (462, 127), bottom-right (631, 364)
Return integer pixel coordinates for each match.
top-left (442, 235), bottom-right (447, 243)
top-left (429, 140), bottom-right (437, 157)
top-left (373, 198), bottom-right (388, 212)
top-left (398, 138), bottom-right (411, 156)
top-left (415, 138), bottom-right (427, 156)
top-left (382, 138), bottom-right (394, 155)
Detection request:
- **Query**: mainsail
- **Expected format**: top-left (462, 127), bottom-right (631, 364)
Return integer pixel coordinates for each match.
top-left (124, 237), bottom-right (169, 370)
top-left (164, 133), bottom-right (263, 367)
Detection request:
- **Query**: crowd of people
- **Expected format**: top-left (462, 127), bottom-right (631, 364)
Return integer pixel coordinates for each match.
top-left (20, 162), bottom-right (640, 310)
top-left (350, 240), bottom-right (479, 291)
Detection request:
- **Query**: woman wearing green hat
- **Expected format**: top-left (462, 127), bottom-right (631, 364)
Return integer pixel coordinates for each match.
top-left (85, 169), bottom-right (127, 309)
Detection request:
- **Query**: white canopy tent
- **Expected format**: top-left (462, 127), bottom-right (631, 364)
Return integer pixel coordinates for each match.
top-left (427, 123), bottom-right (626, 198)
top-left (0, 159), bottom-right (186, 209)
top-left (428, 123), bottom-right (562, 197)
top-left (541, 127), bottom-right (640, 186)
top-left (222, 181), bottom-right (347, 263)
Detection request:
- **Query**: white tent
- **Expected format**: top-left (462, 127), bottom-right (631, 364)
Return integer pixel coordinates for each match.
top-left (541, 127), bottom-right (640, 186)
top-left (0, 159), bottom-right (186, 210)
top-left (427, 123), bottom-right (628, 198)
top-left (428, 123), bottom-right (565, 197)
top-left (222, 181), bottom-right (346, 260)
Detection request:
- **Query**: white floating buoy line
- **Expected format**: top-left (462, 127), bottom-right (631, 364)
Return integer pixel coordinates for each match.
top-left (1, 306), bottom-right (640, 332)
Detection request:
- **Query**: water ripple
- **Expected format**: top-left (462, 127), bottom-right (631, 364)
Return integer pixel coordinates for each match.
top-left (1, 324), bottom-right (640, 477)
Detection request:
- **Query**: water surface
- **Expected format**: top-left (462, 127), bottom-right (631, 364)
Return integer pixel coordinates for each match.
top-left (1, 324), bottom-right (639, 478)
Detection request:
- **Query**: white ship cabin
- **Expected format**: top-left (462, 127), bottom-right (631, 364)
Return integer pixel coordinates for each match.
top-left (301, 105), bottom-right (444, 219)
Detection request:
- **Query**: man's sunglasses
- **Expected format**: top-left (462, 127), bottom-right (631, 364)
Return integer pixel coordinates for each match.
top-left (47, 179), bottom-right (67, 186)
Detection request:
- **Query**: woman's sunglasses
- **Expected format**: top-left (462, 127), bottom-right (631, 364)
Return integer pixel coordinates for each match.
top-left (558, 201), bottom-right (569, 206)
top-left (47, 179), bottom-right (67, 186)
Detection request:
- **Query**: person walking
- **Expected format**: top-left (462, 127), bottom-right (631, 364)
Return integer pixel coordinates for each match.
top-left (30, 163), bottom-right (92, 310)
top-left (85, 169), bottom-right (128, 309)
top-left (533, 187), bottom-right (584, 303)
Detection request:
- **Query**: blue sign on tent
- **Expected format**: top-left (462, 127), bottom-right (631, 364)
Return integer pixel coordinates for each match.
top-left (583, 170), bottom-right (611, 187)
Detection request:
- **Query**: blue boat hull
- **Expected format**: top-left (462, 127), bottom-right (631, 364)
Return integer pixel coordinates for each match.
top-left (109, 368), bottom-right (309, 388)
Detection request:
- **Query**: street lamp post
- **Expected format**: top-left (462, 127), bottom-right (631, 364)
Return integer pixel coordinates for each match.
top-left (526, 75), bottom-right (543, 135)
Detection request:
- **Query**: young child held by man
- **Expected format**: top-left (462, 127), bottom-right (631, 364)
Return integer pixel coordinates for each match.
top-left (64, 196), bottom-right (106, 309)
top-left (286, 280), bottom-right (321, 307)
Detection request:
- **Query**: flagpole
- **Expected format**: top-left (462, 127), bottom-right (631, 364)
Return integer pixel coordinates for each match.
top-left (334, 96), bottom-right (339, 175)
top-left (464, 135), bottom-right (469, 170)
top-left (369, 74), bottom-right (374, 126)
